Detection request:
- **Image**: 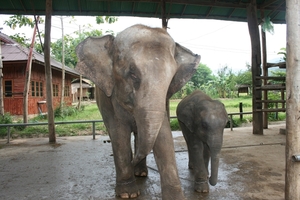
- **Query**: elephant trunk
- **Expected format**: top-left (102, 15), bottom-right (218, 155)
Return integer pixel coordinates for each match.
top-left (132, 108), bottom-right (166, 166)
top-left (209, 152), bottom-right (220, 186)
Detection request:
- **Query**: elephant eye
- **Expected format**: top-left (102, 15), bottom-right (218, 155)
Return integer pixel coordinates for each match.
top-left (130, 72), bottom-right (138, 80)
top-left (129, 65), bottom-right (141, 89)
top-left (201, 121), bottom-right (208, 129)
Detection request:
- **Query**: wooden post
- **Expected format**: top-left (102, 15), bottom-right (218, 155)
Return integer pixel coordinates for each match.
top-left (261, 11), bottom-right (268, 129)
top-left (161, 0), bottom-right (168, 30)
top-left (77, 75), bottom-right (82, 110)
top-left (247, 0), bottom-right (263, 135)
top-left (285, 1), bottom-right (300, 199)
top-left (60, 16), bottom-right (65, 109)
top-left (161, 0), bottom-right (170, 118)
top-left (239, 102), bottom-right (243, 120)
top-left (0, 39), bottom-right (4, 116)
top-left (44, 0), bottom-right (56, 143)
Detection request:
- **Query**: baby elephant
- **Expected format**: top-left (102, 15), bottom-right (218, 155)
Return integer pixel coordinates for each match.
top-left (176, 90), bottom-right (228, 193)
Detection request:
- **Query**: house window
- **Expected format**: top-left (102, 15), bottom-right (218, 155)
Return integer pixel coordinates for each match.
top-left (53, 84), bottom-right (59, 97)
top-left (64, 85), bottom-right (70, 97)
top-left (31, 81), bottom-right (35, 96)
top-left (36, 82), bottom-right (40, 96)
top-left (4, 80), bottom-right (12, 97)
top-left (40, 82), bottom-right (43, 96)
top-left (31, 81), bottom-right (43, 97)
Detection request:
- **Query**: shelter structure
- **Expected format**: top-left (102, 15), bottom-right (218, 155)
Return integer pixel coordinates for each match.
top-left (71, 78), bottom-right (94, 102)
top-left (2, 1), bottom-right (300, 199)
top-left (0, 32), bottom-right (80, 116)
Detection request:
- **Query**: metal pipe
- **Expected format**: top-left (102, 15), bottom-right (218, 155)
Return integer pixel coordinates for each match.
top-left (7, 126), bottom-right (10, 144)
top-left (92, 122), bottom-right (95, 140)
top-left (292, 155), bottom-right (300, 162)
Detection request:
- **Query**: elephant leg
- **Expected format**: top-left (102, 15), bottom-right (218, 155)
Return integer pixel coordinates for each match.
top-left (179, 121), bottom-right (195, 169)
top-left (153, 115), bottom-right (185, 200)
top-left (109, 126), bottom-right (140, 198)
top-left (133, 132), bottom-right (148, 177)
top-left (192, 142), bottom-right (209, 193)
top-left (203, 143), bottom-right (210, 175)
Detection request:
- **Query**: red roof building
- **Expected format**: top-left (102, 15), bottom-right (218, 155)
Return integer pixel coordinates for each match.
top-left (0, 33), bottom-right (80, 116)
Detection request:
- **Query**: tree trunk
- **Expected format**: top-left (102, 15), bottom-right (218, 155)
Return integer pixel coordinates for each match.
top-left (60, 16), bottom-right (65, 109)
top-left (77, 75), bottom-right (82, 110)
top-left (44, 0), bottom-right (56, 143)
top-left (0, 40), bottom-right (4, 116)
top-left (23, 16), bottom-right (39, 124)
top-left (285, 1), bottom-right (300, 199)
top-left (247, 0), bottom-right (263, 135)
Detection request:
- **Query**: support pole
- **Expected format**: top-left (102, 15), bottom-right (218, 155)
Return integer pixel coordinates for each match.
top-left (44, 0), bottom-right (56, 143)
top-left (285, 0), bottom-right (300, 199)
top-left (0, 37), bottom-right (4, 116)
top-left (161, 0), bottom-right (168, 30)
top-left (247, 0), bottom-right (263, 135)
top-left (261, 11), bottom-right (268, 129)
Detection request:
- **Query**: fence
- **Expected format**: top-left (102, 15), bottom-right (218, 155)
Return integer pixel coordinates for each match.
top-left (0, 120), bottom-right (103, 144)
top-left (1, 111), bottom-right (254, 144)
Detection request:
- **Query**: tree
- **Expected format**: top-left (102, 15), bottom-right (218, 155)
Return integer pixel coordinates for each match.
top-left (50, 16), bottom-right (117, 68)
top-left (5, 15), bottom-right (41, 123)
top-left (277, 47), bottom-right (286, 61)
top-left (4, 15), bottom-right (35, 29)
top-left (51, 29), bottom-right (104, 68)
top-left (190, 63), bottom-right (214, 88)
top-left (235, 63), bottom-right (253, 90)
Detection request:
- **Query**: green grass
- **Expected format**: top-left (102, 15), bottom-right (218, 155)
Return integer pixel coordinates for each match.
top-left (1, 96), bottom-right (286, 138)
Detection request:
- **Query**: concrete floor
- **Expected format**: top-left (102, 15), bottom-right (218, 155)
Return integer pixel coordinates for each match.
top-left (0, 123), bottom-right (286, 200)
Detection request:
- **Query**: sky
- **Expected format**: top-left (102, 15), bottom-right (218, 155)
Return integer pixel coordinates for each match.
top-left (0, 15), bottom-right (286, 74)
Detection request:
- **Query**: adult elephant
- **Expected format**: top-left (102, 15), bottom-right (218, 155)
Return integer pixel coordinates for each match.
top-left (75, 24), bottom-right (200, 199)
top-left (176, 90), bottom-right (228, 193)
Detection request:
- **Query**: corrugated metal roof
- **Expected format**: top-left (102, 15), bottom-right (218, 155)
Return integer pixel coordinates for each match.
top-left (0, 0), bottom-right (286, 24)
top-left (0, 33), bottom-right (80, 77)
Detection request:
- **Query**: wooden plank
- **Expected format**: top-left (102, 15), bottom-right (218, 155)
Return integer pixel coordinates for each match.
top-left (255, 76), bottom-right (286, 80)
top-left (255, 108), bottom-right (286, 112)
top-left (255, 100), bottom-right (285, 103)
top-left (255, 86), bottom-right (286, 90)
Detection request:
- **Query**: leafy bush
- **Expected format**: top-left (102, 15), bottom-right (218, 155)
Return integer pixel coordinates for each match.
top-left (226, 117), bottom-right (249, 128)
top-left (0, 113), bottom-right (13, 137)
top-left (170, 119), bottom-right (181, 131)
top-left (54, 104), bottom-right (84, 119)
top-left (14, 119), bottom-right (26, 131)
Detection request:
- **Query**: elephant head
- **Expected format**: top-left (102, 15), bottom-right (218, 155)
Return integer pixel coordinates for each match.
top-left (75, 25), bottom-right (200, 165)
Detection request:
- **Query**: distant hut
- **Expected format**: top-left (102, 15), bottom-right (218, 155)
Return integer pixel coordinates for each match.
top-left (71, 78), bottom-right (94, 102)
top-left (236, 84), bottom-right (250, 97)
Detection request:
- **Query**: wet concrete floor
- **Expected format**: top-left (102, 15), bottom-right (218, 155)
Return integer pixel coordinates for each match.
top-left (0, 123), bottom-right (286, 200)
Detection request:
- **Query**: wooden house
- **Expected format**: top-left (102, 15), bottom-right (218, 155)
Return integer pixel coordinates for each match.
top-left (0, 33), bottom-right (80, 116)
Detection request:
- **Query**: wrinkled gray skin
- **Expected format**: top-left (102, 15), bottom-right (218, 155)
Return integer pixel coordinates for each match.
top-left (176, 90), bottom-right (228, 193)
top-left (75, 25), bottom-right (200, 199)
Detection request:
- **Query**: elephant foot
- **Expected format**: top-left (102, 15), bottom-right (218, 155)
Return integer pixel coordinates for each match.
top-left (115, 178), bottom-right (140, 199)
top-left (134, 159), bottom-right (148, 177)
top-left (162, 186), bottom-right (186, 200)
top-left (134, 168), bottom-right (148, 177)
top-left (194, 180), bottom-right (209, 193)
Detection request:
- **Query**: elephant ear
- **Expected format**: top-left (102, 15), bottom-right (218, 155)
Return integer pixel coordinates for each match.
top-left (75, 35), bottom-right (114, 97)
top-left (167, 43), bottom-right (201, 99)
top-left (177, 100), bottom-right (194, 133)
